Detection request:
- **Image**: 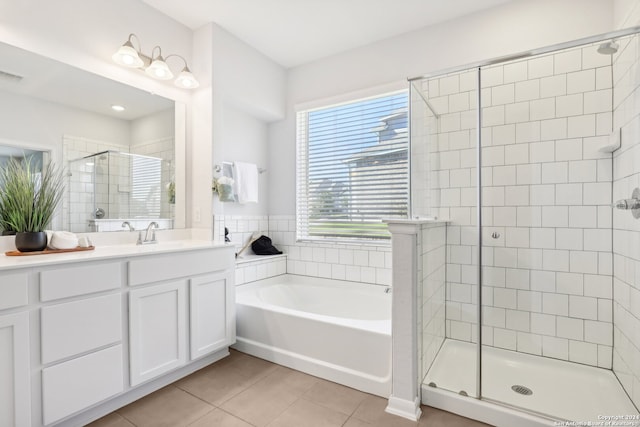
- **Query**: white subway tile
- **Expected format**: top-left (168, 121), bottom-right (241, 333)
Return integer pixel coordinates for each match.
top-left (528, 55), bottom-right (554, 79)
top-left (584, 229), bottom-right (611, 252)
top-left (582, 46), bottom-right (611, 69)
top-left (507, 309), bottom-right (530, 332)
top-left (339, 249), bottom-right (354, 265)
top-left (555, 138), bottom-right (583, 161)
top-left (530, 228), bottom-right (555, 249)
top-left (569, 206), bottom-right (597, 228)
top-left (353, 250), bottom-right (368, 266)
top-left (482, 186), bottom-right (505, 206)
top-left (555, 183), bottom-right (582, 206)
top-left (569, 295), bottom-right (598, 320)
top-left (518, 290), bottom-right (542, 313)
top-left (449, 130), bottom-right (471, 150)
top-left (595, 67), bottom-right (612, 90)
top-left (494, 328), bottom-right (517, 350)
top-left (541, 118), bottom-right (568, 140)
top-left (439, 74), bottom-right (460, 95)
top-left (569, 340), bottom-right (598, 365)
top-left (556, 272), bottom-right (584, 295)
top-left (542, 206), bottom-right (568, 227)
top-left (598, 299), bottom-right (612, 322)
top-left (543, 293), bottom-right (569, 315)
top-left (596, 159), bottom-right (612, 183)
top-left (483, 105), bottom-right (505, 126)
top-left (584, 274), bottom-right (612, 298)
top-left (492, 84), bottom-right (515, 105)
top-left (515, 79), bottom-right (540, 102)
top-left (517, 332), bottom-right (542, 355)
top-left (482, 66), bottom-right (504, 87)
top-left (368, 251), bottom-right (384, 267)
top-left (482, 146), bottom-right (505, 166)
top-left (584, 320), bottom-right (612, 345)
top-left (505, 102), bottom-right (530, 124)
top-left (516, 206), bottom-right (542, 227)
top-left (554, 49), bottom-right (582, 74)
top-left (568, 115), bottom-right (597, 138)
top-left (556, 228), bottom-right (583, 250)
top-left (558, 316), bottom-right (584, 340)
top-left (541, 76), bottom-right (568, 102)
top-left (494, 288), bottom-right (517, 309)
top-left (518, 248), bottom-right (543, 269)
top-left (530, 184), bottom-right (556, 205)
top-left (492, 124), bottom-right (516, 145)
top-left (570, 251), bottom-right (599, 274)
top-left (516, 164), bottom-right (541, 185)
top-left (531, 270), bottom-right (556, 292)
top-left (360, 266), bottom-right (376, 283)
top-left (494, 247), bottom-right (518, 268)
top-left (531, 312), bottom-right (556, 335)
top-left (515, 121), bottom-right (541, 143)
top-left (567, 69), bottom-right (596, 94)
top-left (449, 92), bottom-right (470, 113)
top-left (449, 321), bottom-right (472, 342)
top-left (530, 98), bottom-right (556, 120)
top-left (326, 248), bottom-right (339, 263)
top-left (492, 165), bottom-right (516, 185)
top-left (504, 144), bottom-right (531, 168)
top-left (459, 70), bottom-right (476, 91)
top-left (506, 268), bottom-right (529, 290)
top-left (583, 182), bottom-right (611, 205)
top-left (584, 89), bottom-right (612, 114)
top-left (529, 141), bottom-right (555, 163)
top-left (505, 186), bottom-right (530, 206)
top-left (541, 162), bottom-right (568, 184)
top-left (506, 227), bottom-right (530, 248)
top-left (494, 207), bottom-right (517, 226)
top-left (555, 94), bottom-right (583, 117)
top-left (542, 249), bottom-right (570, 272)
top-left (484, 306), bottom-right (506, 328)
top-left (504, 61), bottom-right (528, 83)
top-left (542, 336), bottom-right (569, 360)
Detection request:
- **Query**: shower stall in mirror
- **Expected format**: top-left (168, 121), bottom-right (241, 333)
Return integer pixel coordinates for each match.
top-left (410, 28), bottom-right (640, 424)
top-left (67, 150), bottom-right (174, 232)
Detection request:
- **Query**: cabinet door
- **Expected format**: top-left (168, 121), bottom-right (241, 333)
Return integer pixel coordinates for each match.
top-left (190, 272), bottom-right (234, 360)
top-left (0, 312), bottom-right (30, 427)
top-left (129, 280), bottom-right (187, 386)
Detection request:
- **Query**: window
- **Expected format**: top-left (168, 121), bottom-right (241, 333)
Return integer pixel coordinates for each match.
top-left (296, 91), bottom-right (408, 241)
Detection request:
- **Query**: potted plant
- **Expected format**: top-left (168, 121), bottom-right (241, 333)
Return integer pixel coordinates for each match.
top-left (0, 157), bottom-right (64, 252)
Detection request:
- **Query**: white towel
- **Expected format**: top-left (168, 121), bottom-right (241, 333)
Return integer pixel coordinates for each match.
top-left (233, 161), bottom-right (259, 204)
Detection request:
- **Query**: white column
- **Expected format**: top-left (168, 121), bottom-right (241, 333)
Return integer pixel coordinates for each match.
top-left (385, 220), bottom-right (422, 421)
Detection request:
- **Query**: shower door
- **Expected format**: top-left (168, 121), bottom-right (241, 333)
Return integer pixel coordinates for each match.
top-left (478, 35), bottom-right (638, 421)
top-left (411, 68), bottom-right (480, 398)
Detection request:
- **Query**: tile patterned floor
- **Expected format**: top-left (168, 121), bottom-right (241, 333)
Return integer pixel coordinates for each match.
top-left (88, 350), bottom-right (490, 427)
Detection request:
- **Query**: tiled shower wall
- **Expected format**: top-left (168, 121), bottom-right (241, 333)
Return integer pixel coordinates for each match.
top-left (419, 41), bottom-right (615, 368)
top-left (218, 214), bottom-right (392, 286)
top-left (612, 34), bottom-right (640, 409)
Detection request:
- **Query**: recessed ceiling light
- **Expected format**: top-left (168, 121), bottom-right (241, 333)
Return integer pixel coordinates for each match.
top-left (111, 105), bottom-right (125, 112)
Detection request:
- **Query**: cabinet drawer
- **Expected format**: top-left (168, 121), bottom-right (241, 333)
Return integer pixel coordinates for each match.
top-left (0, 272), bottom-right (28, 310)
top-left (42, 345), bottom-right (123, 425)
top-left (129, 248), bottom-right (233, 286)
top-left (40, 262), bottom-right (122, 301)
top-left (41, 294), bottom-right (122, 364)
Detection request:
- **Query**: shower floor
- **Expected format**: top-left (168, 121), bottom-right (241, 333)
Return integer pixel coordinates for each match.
top-left (424, 339), bottom-right (638, 424)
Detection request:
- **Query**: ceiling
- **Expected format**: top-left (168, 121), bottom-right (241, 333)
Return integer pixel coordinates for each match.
top-left (141, 0), bottom-right (516, 68)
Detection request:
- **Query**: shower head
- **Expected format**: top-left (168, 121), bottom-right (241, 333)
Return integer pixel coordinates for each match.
top-left (597, 41), bottom-right (619, 55)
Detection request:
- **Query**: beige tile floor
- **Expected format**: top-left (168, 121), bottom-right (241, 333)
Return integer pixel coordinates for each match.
top-left (88, 350), bottom-right (490, 427)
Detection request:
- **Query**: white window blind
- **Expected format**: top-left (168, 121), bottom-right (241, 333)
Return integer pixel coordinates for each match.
top-left (296, 91), bottom-right (408, 241)
top-left (130, 154), bottom-right (162, 218)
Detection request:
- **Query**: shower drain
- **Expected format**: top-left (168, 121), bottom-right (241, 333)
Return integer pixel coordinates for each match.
top-left (511, 385), bottom-right (533, 396)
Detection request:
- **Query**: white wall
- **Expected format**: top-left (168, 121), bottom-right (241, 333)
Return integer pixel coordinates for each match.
top-left (269, 0), bottom-right (615, 215)
top-left (130, 109), bottom-right (174, 145)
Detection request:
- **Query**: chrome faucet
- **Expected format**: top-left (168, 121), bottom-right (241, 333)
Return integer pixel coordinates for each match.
top-left (137, 222), bottom-right (159, 245)
top-left (121, 221), bottom-right (135, 231)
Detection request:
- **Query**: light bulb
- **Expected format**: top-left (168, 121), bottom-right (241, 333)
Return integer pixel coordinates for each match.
top-left (112, 43), bottom-right (143, 68)
top-left (175, 68), bottom-right (199, 89)
top-left (145, 58), bottom-right (173, 80)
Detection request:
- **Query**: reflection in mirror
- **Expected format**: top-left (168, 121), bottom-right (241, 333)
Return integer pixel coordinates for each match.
top-left (0, 42), bottom-right (183, 232)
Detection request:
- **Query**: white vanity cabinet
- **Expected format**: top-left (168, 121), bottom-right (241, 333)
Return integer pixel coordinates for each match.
top-left (0, 241), bottom-right (235, 427)
top-left (129, 280), bottom-right (187, 386)
top-left (0, 272), bottom-right (31, 427)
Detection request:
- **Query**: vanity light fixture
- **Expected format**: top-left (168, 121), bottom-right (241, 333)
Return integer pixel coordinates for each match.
top-left (112, 33), bottom-right (199, 89)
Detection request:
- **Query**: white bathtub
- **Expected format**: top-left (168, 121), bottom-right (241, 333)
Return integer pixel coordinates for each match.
top-left (233, 274), bottom-right (392, 397)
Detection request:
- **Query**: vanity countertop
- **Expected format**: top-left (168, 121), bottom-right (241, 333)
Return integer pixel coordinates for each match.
top-left (0, 240), bottom-right (232, 271)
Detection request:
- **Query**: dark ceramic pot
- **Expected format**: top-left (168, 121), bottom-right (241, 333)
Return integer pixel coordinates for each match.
top-left (15, 231), bottom-right (47, 252)
top-left (1, 230), bottom-right (16, 236)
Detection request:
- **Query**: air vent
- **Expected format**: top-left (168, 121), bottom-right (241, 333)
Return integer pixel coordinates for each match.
top-left (511, 385), bottom-right (533, 396)
top-left (0, 70), bottom-right (24, 83)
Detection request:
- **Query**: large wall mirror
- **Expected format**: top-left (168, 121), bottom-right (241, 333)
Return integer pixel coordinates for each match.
top-left (0, 42), bottom-right (186, 233)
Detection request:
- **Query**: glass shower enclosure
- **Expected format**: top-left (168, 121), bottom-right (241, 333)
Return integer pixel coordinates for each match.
top-left (411, 27), bottom-right (640, 424)
top-left (67, 150), bottom-right (174, 232)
